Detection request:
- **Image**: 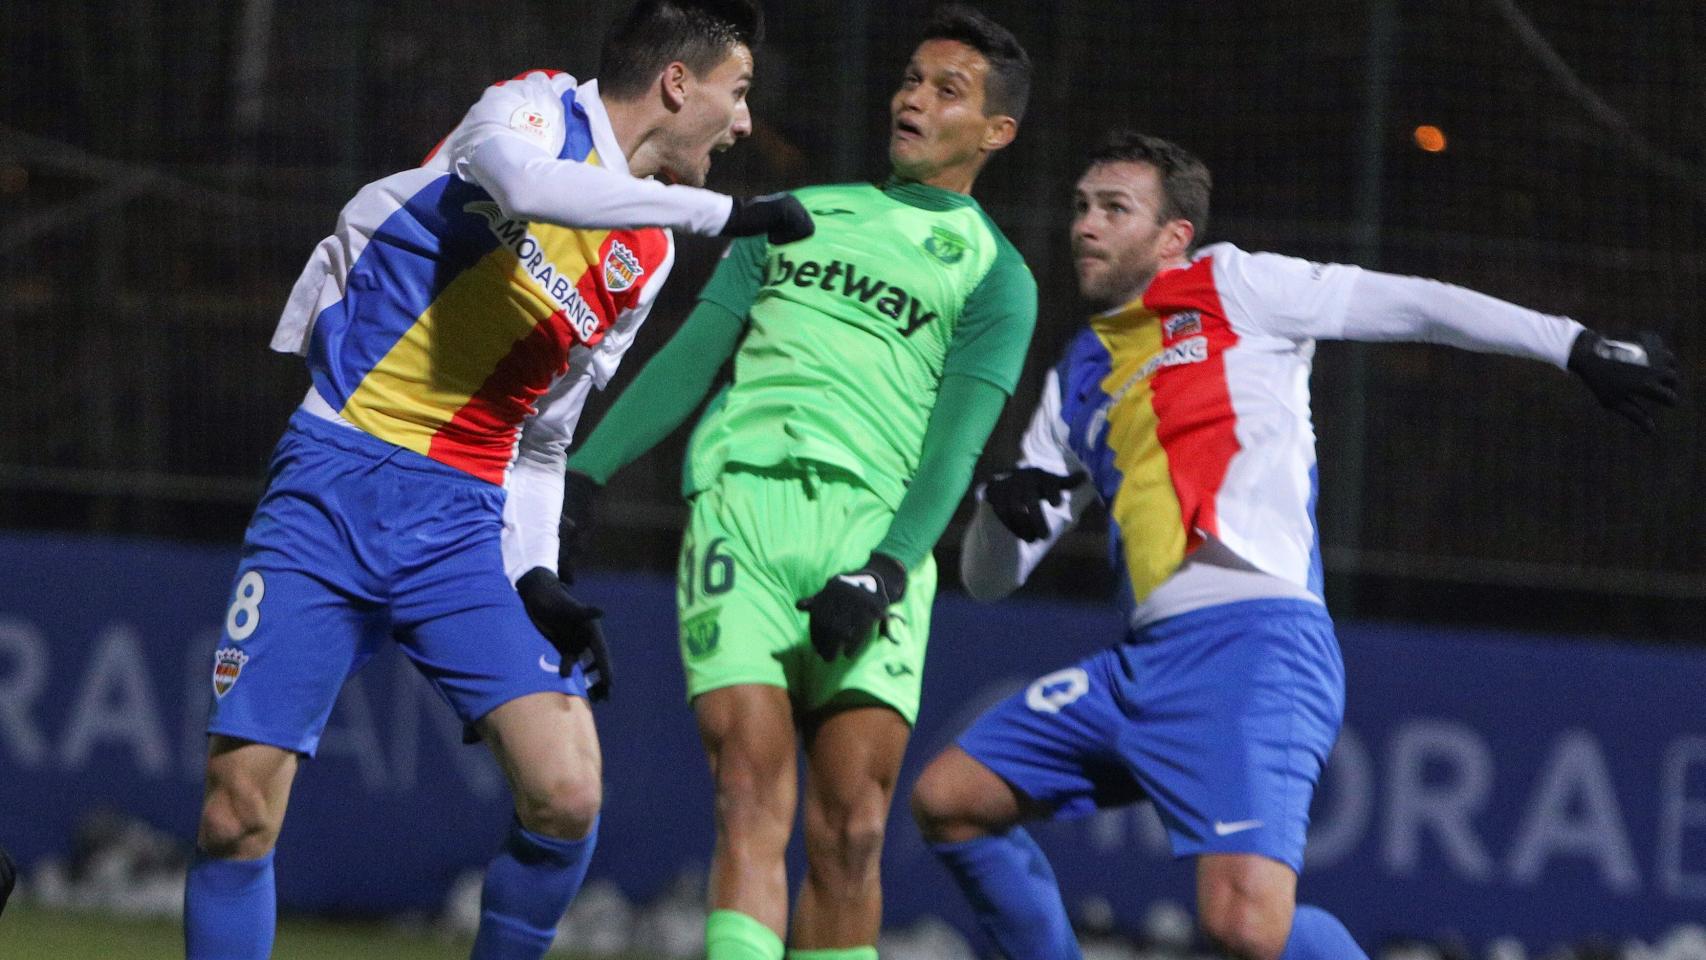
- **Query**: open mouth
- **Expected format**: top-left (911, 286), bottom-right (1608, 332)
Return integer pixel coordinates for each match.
top-left (893, 118), bottom-right (924, 140)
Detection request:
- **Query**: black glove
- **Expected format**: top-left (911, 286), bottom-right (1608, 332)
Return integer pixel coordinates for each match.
top-left (721, 193), bottom-right (815, 244)
top-left (0, 844), bottom-right (14, 919)
top-left (982, 467), bottom-right (1087, 542)
top-left (796, 552), bottom-right (907, 661)
top-left (1567, 330), bottom-right (1679, 434)
top-left (557, 470), bottom-right (603, 584)
top-left (516, 567), bottom-right (613, 702)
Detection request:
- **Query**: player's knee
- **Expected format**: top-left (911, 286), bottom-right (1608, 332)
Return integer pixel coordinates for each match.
top-left (806, 799), bottom-right (887, 882)
top-left (909, 762), bottom-right (964, 841)
top-left (712, 758), bottom-right (792, 833)
top-left (514, 771), bottom-right (602, 840)
top-left (197, 780), bottom-right (282, 859)
top-left (1198, 894), bottom-right (1289, 960)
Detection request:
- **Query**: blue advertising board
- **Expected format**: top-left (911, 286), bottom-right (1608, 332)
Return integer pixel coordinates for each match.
top-left (0, 532), bottom-right (1700, 946)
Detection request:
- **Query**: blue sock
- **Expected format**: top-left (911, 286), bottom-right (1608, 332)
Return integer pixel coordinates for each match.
top-left (1280, 905), bottom-right (1369, 960)
top-left (470, 816), bottom-right (599, 960)
top-left (184, 850), bottom-right (276, 960)
top-left (930, 829), bottom-right (1081, 960)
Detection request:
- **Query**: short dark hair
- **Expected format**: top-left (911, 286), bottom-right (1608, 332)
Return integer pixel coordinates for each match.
top-left (599, 0), bottom-right (764, 100)
top-left (920, 5), bottom-right (1032, 123)
top-left (1087, 130), bottom-right (1213, 246)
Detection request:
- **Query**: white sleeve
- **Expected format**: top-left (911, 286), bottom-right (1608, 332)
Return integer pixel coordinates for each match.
top-left (447, 72), bottom-right (735, 235)
top-left (1215, 245), bottom-right (1582, 368)
top-left (960, 367), bottom-right (1097, 601)
top-left (1336, 270), bottom-right (1584, 369)
top-left (1210, 245), bottom-right (1364, 342)
top-left (502, 435), bottom-right (569, 585)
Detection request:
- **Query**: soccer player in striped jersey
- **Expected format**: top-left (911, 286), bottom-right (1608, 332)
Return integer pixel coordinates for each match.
top-left (909, 131), bottom-right (1677, 960)
top-left (560, 8), bottom-right (1036, 959)
top-left (184, 4), bottom-right (810, 960)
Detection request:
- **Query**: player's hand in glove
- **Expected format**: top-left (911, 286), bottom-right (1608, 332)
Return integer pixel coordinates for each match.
top-left (557, 470), bottom-right (603, 584)
top-left (981, 467), bottom-right (1087, 542)
top-left (517, 567), bottom-right (613, 702)
top-left (1568, 330), bottom-right (1679, 434)
top-left (721, 193), bottom-right (814, 244)
top-left (796, 552), bottom-right (907, 661)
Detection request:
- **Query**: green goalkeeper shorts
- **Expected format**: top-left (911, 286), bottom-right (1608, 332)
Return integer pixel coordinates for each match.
top-left (676, 464), bottom-right (936, 725)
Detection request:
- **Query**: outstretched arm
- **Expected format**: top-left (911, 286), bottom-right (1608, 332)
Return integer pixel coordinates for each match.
top-left (449, 72), bottom-right (809, 242)
top-left (1342, 271), bottom-right (1677, 430)
top-left (466, 133), bottom-right (734, 234)
top-left (1218, 249), bottom-right (1678, 430)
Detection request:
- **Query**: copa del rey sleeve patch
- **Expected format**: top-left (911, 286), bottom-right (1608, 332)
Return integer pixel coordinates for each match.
top-left (508, 104), bottom-right (556, 145)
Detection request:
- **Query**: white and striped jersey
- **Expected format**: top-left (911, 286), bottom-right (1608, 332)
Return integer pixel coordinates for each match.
top-left (962, 242), bottom-right (1584, 627)
top-left (268, 70), bottom-right (730, 578)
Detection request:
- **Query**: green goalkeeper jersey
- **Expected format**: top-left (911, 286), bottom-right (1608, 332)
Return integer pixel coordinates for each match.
top-left (687, 178), bottom-right (1036, 508)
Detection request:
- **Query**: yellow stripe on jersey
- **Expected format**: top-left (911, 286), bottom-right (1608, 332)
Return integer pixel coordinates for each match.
top-left (341, 208), bottom-right (612, 453)
top-left (1091, 306), bottom-right (1189, 601)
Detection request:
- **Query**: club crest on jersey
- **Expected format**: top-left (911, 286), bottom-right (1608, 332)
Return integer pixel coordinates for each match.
top-left (922, 225), bottom-right (969, 265)
top-left (603, 240), bottom-right (644, 292)
top-left (212, 647), bottom-right (250, 698)
top-left (682, 610), bottom-right (721, 660)
top-left (1164, 311), bottom-right (1202, 339)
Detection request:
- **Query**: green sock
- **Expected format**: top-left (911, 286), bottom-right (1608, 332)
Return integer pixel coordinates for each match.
top-left (787, 948), bottom-right (879, 960)
top-left (706, 909), bottom-right (785, 960)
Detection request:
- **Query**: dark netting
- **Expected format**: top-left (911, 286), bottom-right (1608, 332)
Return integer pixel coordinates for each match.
top-left (2, 0), bottom-right (1699, 627)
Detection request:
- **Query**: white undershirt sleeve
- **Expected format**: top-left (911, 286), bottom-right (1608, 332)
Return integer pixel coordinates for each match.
top-left (502, 439), bottom-right (568, 585)
top-left (960, 368), bottom-right (1097, 600)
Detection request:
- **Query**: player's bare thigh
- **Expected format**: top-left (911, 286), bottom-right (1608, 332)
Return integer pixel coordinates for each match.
top-left (198, 735), bottom-right (300, 859)
top-left (477, 691), bottom-right (602, 839)
top-left (911, 745), bottom-right (1042, 843)
top-left (694, 683), bottom-right (798, 934)
top-left (1196, 852), bottom-right (1297, 960)
top-left (792, 703), bottom-right (910, 945)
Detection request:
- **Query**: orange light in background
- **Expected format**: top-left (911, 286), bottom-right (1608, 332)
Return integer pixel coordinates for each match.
top-left (1413, 125), bottom-right (1448, 153)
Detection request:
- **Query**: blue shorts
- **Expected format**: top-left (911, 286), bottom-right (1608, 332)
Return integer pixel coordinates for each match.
top-left (957, 598), bottom-right (1343, 873)
top-left (206, 410), bottom-right (583, 756)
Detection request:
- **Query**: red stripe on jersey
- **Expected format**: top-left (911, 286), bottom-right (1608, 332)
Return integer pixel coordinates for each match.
top-left (425, 227), bottom-right (670, 482)
top-left (495, 68), bottom-right (566, 86)
top-left (1144, 257), bottom-right (1241, 550)
top-left (578, 228), bottom-right (672, 337)
top-left (427, 314), bottom-right (576, 483)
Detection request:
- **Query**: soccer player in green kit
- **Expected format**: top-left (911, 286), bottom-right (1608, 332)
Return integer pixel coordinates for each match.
top-left (561, 7), bottom-right (1035, 959)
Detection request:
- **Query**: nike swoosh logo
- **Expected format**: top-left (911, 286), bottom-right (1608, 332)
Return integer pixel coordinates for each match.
top-left (1213, 819), bottom-right (1264, 836)
top-left (538, 655), bottom-right (561, 673)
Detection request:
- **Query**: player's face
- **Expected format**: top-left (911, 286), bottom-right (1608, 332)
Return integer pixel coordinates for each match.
top-left (889, 39), bottom-right (1005, 187)
top-left (659, 43), bottom-right (755, 187)
top-left (1071, 161), bottom-right (1182, 308)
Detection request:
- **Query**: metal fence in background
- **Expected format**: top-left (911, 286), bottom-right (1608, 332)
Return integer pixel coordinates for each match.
top-left (2, 0), bottom-right (1701, 623)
